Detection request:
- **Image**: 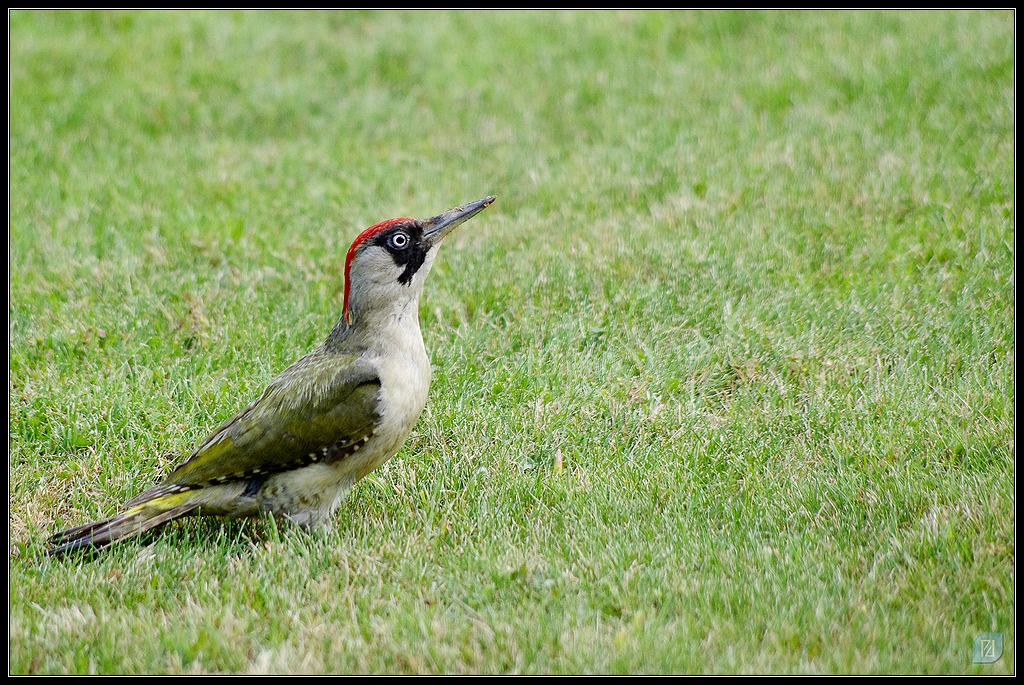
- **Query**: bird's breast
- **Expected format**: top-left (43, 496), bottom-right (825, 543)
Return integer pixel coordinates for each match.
top-left (365, 324), bottom-right (432, 470)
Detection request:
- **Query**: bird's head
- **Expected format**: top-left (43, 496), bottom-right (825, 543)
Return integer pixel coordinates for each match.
top-left (341, 196), bottom-right (496, 325)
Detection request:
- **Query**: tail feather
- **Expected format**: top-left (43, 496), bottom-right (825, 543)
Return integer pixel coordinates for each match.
top-left (47, 501), bottom-right (201, 555)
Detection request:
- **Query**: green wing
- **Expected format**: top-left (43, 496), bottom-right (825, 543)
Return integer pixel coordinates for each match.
top-left (159, 351), bottom-right (381, 490)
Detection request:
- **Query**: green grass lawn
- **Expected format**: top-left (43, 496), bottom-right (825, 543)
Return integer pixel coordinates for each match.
top-left (8, 9), bottom-right (1014, 674)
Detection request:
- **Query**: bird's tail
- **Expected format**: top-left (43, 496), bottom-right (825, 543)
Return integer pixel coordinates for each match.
top-left (47, 488), bottom-right (203, 555)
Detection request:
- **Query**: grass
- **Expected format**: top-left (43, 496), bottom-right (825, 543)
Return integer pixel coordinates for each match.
top-left (8, 9), bottom-right (1014, 675)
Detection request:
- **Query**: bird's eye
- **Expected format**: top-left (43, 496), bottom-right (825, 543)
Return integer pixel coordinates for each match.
top-left (388, 231), bottom-right (409, 250)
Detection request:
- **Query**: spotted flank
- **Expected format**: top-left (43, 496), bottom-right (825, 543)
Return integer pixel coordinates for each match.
top-left (178, 431), bottom-right (375, 492)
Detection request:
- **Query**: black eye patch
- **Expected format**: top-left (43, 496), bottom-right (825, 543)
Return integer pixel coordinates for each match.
top-left (373, 223), bottom-right (428, 285)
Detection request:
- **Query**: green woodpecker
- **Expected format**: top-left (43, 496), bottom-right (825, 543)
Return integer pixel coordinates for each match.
top-left (47, 195), bottom-right (496, 554)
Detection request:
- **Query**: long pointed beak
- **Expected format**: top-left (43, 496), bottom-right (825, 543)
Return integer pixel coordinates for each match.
top-left (422, 195), bottom-right (497, 243)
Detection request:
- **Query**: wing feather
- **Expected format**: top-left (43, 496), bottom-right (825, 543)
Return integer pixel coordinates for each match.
top-left (154, 351), bottom-right (381, 492)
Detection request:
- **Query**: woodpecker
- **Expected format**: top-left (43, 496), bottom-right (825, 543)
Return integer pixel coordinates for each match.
top-left (47, 195), bottom-right (496, 554)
